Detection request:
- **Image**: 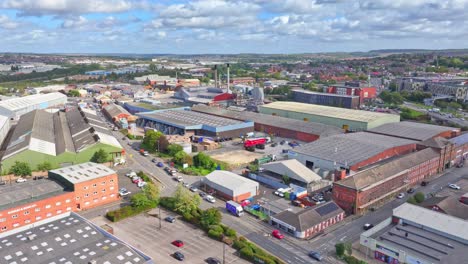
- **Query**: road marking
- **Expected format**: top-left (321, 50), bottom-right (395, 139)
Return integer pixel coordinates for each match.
top-left (339, 236), bottom-right (346, 241)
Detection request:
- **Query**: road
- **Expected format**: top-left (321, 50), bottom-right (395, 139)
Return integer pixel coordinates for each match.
top-left (403, 101), bottom-right (468, 127)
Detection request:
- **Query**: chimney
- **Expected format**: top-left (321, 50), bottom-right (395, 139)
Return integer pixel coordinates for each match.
top-left (214, 65), bottom-right (218, 89)
top-left (227, 63), bottom-right (230, 93)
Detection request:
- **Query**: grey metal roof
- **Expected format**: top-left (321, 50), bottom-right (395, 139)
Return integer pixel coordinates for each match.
top-left (191, 104), bottom-right (343, 137)
top-left (260, 159), bottom-right (322, 184)
top-left (49, 162), bottom-right (116, 184)
top-left (293, 89), bottom-right (360, 98)
top-left (367, 121), bottom-right (459, 141)
top-left (0, 179), bottom-right (67, 211)
top-left (293, 132), bottom-right (416, 166)
top-left (449, 132), bottom-right (468, 146)
top-left (0, 213), bottom-right (152, 264)
top-left (418, 196), bottom-right (468, 220)
top-left (204, 170), bottom-right (259, 192)
top-left (31, 110), bottom-right (55, 143)
top-left (103, 103), bottom-right (131, 118)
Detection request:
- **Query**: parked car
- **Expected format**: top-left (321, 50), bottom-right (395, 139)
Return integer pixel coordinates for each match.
top-left (272, 230), bottom-right (284, 239)
top-left (137, 181), bottom-right (147, 188)
top-left (16, 177), bottom-right (27, 183)
top-left (280, 140), bottom-right (286, 145)
top-left (119, 188), bottom-right (131, 196)
top-left (292, 200), bottom-right (303, 207)
top-left (189, 186), bottom-right (198, 192)
top-left (164, 216), bottom-right (176, 223)
top-left (172, 240), bottom-right (184, 248)
top-left (397, 193), bottom-right (405, 199)
top-left (271, 142), bottom-right (278, 147)
top-left (199, 192), bottom-right (207, 198)
top-left (206, 257), bottom-right (222, 264)
top-left (132, 177), bottom-right (142, 184)
top-left (151, 158), bottom-right (157, 163)
top-left (308, 251), bottom-right (323, 261)
top-left (126, 171), bottom-right (137, 178)
top-left (363, 223), bottom-right (374, 230)
top-left (407, 188), bottom-right (415, 194)
top-left (449, 184), bottom-right (461, 190)
top-left (33, 176), bottom-right (45, 180)
top-left (157, 162), bottom-right (164, 167)
top-left (174, 176), bottom-right (183, 182)
top-left (421, 181), bottom-right (429, 186)
top-left (173, 251), bottom-right (185, 261)
top-left (205, 195), bottom-right (216, 203)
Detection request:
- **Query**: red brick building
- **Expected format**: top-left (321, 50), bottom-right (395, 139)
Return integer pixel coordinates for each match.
top-left (333, 148), bottom-right (441, 214)
top-left (327, 85), bottom-right (377, 105)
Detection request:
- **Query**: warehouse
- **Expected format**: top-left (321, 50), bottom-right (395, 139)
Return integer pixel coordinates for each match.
top-left (0, 92), bottom-right (67, 120)
top-left (0, 115), bottom-right (10, 147)
top-left (360, 204), bottom-right (468, 264)
top-left (293, 90), bottom-right (361, 109)
top-left (367, 121), bottom-right (460, 141)
top-left (290, 132), bottom-right (416, 176)
top-left (202, 170), bottom-right (259, 202)
top-left (332, 148), bottom-right (440, 214)
top-left (191, 104), bottom-right (343, 142)
top-left (136, 108), bottom-right (253, 138)
top-left (0, 212), bottom-right (153, 263)
top-left (1, 108), bottom-right (122, 171)
top-left (270, 201), bottom-right (344, 239)
top-left (258, 101), bottom-right (400, 131)
top-left (103, 103), bottom-right (138, 128)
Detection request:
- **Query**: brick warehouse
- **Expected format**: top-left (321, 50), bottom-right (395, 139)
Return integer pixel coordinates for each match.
top-left (0, 162), bottom-right (119, 234)
top-left (332, 148), bottom-right (441, 214)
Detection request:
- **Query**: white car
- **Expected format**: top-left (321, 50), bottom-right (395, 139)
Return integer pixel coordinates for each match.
top-left (16, 177), bottom-right (27, 183)
top-left (137, 181), bottom-right (148, 188)
top-left (448, 184), bottom-right (461, 190)
top-left (397, 193), bottom-right (405, 199)
top-left (175, 176), bottom-right (183, 182)
top-left (205, 195), bottom-right (216, 203)
top-left (119, 188), bottom-right (131, 196)
top-left (126, 171), bottom-right (137, 178)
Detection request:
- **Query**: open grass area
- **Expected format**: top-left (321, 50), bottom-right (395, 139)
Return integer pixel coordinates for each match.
top-left (1, 143), bottom-right (121, 174)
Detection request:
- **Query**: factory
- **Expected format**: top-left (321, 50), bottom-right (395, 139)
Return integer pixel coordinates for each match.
top-left (366, 121), bottom-right (460, 141)
top-left (258, 101), bottom-right (400, 131)
top-left (292, 90), bottom-right (361, 109)
top-left (191, 104), bottom-right (343, 142)
top-left (0, 92), bottom-right (67, 120)
top-left (103, 103), bottom-right (138, 128)
top-left (174, 86), bottom-right (235, 105)
top-left (202, 170), bottom-right (259, 202)
top-left (136, 107), bottom-right (254, 139)
top-left (289, 132), bottom-right (417, 176)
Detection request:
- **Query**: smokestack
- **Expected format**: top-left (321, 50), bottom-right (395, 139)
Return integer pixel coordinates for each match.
top-left (214, 65), bottom-right (218, 89)
top-left (227, 63), bottom-right (230, 94)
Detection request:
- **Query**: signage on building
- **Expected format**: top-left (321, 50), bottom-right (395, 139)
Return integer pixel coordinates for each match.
top-left (376, 244), bottom-right (399, 257)
top-left (8, 204), bottom-right (37, 215)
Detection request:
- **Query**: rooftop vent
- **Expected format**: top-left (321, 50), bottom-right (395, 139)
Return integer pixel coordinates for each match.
top-left (27, 234), bottom-right (37, 241)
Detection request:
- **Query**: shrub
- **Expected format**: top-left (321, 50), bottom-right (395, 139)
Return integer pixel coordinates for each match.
top-left (233, 238), bottom-right (247, 250)
top-left (159, 197), bottom-right (177, 210)
top-left (209, 225), bottom-right (224, 234)
top-left (105, 204), bottom-right (154, 222)
top-left (182, 212), bottom-right (193, 222)
top-left (137, 171), bottom-right (151, 182)
top-left (335, 243), bottom-right (345, 258)
top-left (414, 192), bottom-right (425, 203)
top-left (225, 227), bottom-right (237, 238)
top-left (240, 246), bottom-right (254, 260)
top-left (343, 255), bottom-right (367, 264)
top-left (208, 229), bottom-right (223, 240)
top-left (407, 196), bottom-right (417, 204)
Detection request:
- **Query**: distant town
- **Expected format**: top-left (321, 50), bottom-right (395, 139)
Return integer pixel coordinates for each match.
top-left (0, 50), bottom-right (467, 264)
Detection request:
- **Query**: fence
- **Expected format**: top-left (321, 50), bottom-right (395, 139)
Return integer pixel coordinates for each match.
top-left (248, 173), bottom-right (288, 190)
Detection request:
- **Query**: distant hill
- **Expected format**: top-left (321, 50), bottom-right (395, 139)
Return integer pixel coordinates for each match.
top-left (369, 49), bottom-right (468, 55)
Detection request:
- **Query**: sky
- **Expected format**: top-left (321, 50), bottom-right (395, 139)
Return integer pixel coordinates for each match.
top-left (0, 0), bottom-right (467, 54)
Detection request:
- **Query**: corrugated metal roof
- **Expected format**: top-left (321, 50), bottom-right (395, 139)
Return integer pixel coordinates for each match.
top-left (0, 92), bottom-right (66, 111)
top-left (204, 170), bottom-right (259, 193)
top-left (367, 121), bottom-right (459, 141)
top-left (260, 159), bottom-right (322, 184)
top-left (49, 162), bottom-right (115, 184)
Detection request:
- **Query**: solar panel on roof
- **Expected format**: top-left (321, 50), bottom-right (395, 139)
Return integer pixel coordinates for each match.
top-left (315, 202), bottom-right (339, 216)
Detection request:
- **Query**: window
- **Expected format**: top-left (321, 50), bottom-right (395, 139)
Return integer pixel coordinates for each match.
top-left (110, 186), bottom-right (114, 190)
top-left (84, 194), bottom-right (89, 198)
top-left (25, 220), bottom-right (31, 224)
top-left (56, 202), bottom-right (61, 206)
top-left (85, 202), bottom-right (90, 205)
top-left (83, 186), bottom-right (89, 190)
top-left (102, 189), bottom-right (106, 193)
top-left (24, 211), bottom-right (30, 215)
top-left (13, 223), bottom-right (19, 227)
top-left (92, 183), bottom-right (97, 187)
top-left (45, 204), bottom-right (51, 209)
top-left (1, 226), bottom-right (7, 231)
top-left (0, 218), bottom-right (6, 223)
top-left (102, 196), bottom-right (107, 200)
top-left (36, 216), bottom-right (42, 221)
top-left (12, 214), bottom-right (18, 219)
top-left (110, 194), bottom-right (115, 197)
top-left (93, 198), bottom-right (98, 203)
top-left (93, 191), bottom-right (97, 195)
top-left (46, 213), bottom-right (52, 217)
top-left (35, 208), bottom-right (40, 212)
top-left (101, 181), bottom-right (106, 185)
top-left (110, 179), bottom-right (114, 184)
top-left (76, 196), bottom-right (80, 200)
top-left (66, 207), bottom-right (71, 211)
top-left (56, 210), bottom-right (62, 214)
top-left (66, 199), bottom-right (71, 203)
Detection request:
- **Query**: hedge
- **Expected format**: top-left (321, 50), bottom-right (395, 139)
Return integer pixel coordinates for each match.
top-left (234, 236), bottom-right (285, 264)
top-left (106, 203), bottom-right (154, 222)
top-left (137, 171), bottom-right (152, 182)
top-left (343, 255), bottom-right (367, 264)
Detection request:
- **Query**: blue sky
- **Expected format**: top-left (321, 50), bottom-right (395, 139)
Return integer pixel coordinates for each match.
top-left (0, 0), bottom-right (467, 54)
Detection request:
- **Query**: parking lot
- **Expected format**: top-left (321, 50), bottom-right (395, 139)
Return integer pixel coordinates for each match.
top-left (108, 208), bottom-right (250, 264)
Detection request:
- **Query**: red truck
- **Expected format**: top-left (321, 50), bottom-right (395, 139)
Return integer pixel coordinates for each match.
top-left (244, 138), bottom-right (266, 151)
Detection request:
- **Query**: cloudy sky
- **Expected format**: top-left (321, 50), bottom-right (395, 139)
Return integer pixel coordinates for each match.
top-left (0, 0), bottom-right (467, 54)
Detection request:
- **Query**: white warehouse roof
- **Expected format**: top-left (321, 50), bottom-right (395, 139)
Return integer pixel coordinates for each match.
top-left (204, 170), bottom-right (259, 197)
top-left (0, 92), bottom-right (66, 112)
top-left (260, 159), bottom-right (322, 184)
top-left (49, 162), bottom-right (116, 184)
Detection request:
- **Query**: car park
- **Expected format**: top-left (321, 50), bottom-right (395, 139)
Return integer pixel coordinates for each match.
top-left (206, 257), bottom-right (222, 264)
top-left (165, 216), bottom-right (176, 223)
top-left (272, 230), bottom-right (284, 239)
top-left (157, 162), bottom-right (164, 167)
top-left (16, 177), bottom-right (27, 183)
top-left (173, 251), bottom-right (185, 261)
top-left (172, 240), bottom-right (184, 248)
top-left (449, 184), bottom-right (461, 190)
top-left (119, 188), bottom-right (131, 196)
top-left (205, 195), bottom-right (216, 203)
top-left (397, 193), bottom-right (405, 199)
top-left (363, 223), bottom-right (374, 230)
top-left (308, 251), bottom-right (323, 261)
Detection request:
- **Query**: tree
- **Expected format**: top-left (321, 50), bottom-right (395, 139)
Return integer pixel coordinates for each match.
top-left (36, 161), bottom-right (52, 171)
top-left (90, 149), bottom-right (109, 163)
top-left (167, 144), bottom-right (183, 156)
top-left (407, 196), bottom-right (417, 205)
top-left (173, 151), bottom-right (193, 166)
top-left (173, 185), bottom-right (201, 214)
top-left (200, 208), bottom-right (222, 229)
top-left (282, 175), bottom-right (290, 185)
top-left (142, 130), bottom-right (164, 151)
top-left (344, 242), bottom-right (353, 255)
top-left (131, 193), bottom-right (152, 208)
top-left (158, 135), bottom-right (170, 153)
top-left (67, 90), bottom-right (80, 97)
top-left (9, 161), bottom-right (32, 176)
top-left (414, 192), bottom-right (425, 203)
top-left (193, 152), bottom-right (214, 169)
top-left (149, 63), bottom-right (157, 72)
top-left (335, 243), bottom-right (345, 258)
top-left (142, 183), bottom-right (160, 202)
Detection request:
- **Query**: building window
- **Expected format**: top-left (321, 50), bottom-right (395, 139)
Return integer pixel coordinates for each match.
top-left (66, 207), bottom-right (71, 211)
top-left (12, 214), bottom-right (18, 219)
top-left (102, 196), bottom-right (107, 200)
top-left (36, 216), bottom-right (42, 221)
top-left (46, 213), bottom-right (52, 217)
top-left (24, 211), bottom-right (30, 215)
top-left (102, 189), bottom-right (106, 193)
top-left (56, 210), bottom-right (62, 214)
top-left (110, 179), bottom-right (114, 184)
top-left (25, 220), bottom-right (31, 224)
top-left (1, 227), bottom-right (7, 231)
top-left (13, 223), bottom-right (19, 228)
top-left (93, 198), bottom-right (98, 203)
top-left (85, 202), bottom-right (90, 205)
top-left (93, 184), bottom-right (97, 187)
top-left (83, 186), bottom-right (89, 190)
top-left (84, 194), bottom-right (89, 197)
top-left (56, 202), bottom-right (61, 206)
top-left (35, 208), bottom-right (40, 212)
top-left (0, 218), bottom-right (5, 222)
top-left (93, 191), bottom-right (97, 195)
top-left (101, 181), bottom-right (106, 185)
top-left (76, 196), bottom-right (80, 200)
top-left (110, 194), bottom-right (115, 197)
top-left (66, 199), bottom-right (71, 203)
top-left (110, 186), bottom-right (114, 190)
top-left (45, 204), bottom-right (51, 209)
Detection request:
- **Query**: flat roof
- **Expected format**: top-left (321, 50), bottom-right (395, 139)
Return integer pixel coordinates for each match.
top-left (205, 170), bottom-right (259, 191)
top-left (49, 162), bottom-right (116, 184)
top-left (293, 89), bottom-right (360, 98)
top-left (191, 104), bottom-right (343, 137)
top-left (0, 92), bottom-right (66, 112)
top-left (367, 121), bottom-right (459, 141)
top-left (259, 101), bottom-right (399, 123)
top-left (292, 132), bottom-right (416, 167)
top-left (0, 213), bottom-right (151, 264)
top-left (137, 108), bottom-right (247, 130)
top-left (0, 179), bottom-right (67, 211)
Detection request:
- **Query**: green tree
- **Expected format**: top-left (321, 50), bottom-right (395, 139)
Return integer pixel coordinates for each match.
top-left (344, 242), bottom-right (353, 255)
top-left (141, 130), bottom-right (164, 151)
top-left (173, 185), bottom-right (201, 214)
top-left (448, 101), bottom-right (462, 110)
top-left (407, 196), bottom-right (417, 205)
top-left (414, 192), bottom-right (425, 203)
top-left (142, 183), bottom-right (160, 202)
top-left (36, 161), bottom-right (53, 171)
top-left (200, 208), bottom-right (222, 229)
top-left (193, 152), bottom-right (214, 169)
top-left (149, 63), bottom-right (157, 72)
top-left (158, 135), bottom-right (170, 153)
top-left (335, 243), bottom-right (345, 258)
top-left (173, 151), bottom-right (193, 166)
top-left (282, 175), bottom-right (290, 185)
top-left (131, 193), bottom-right (152, 208)
top-left (167, 144), bottom-right (183, 156)
top-left (90, 149), bottom-right (109, 163)
top-left (9, 161), bottom-right (32, 176)
top-left (67, 90), bottom-right (81, 97)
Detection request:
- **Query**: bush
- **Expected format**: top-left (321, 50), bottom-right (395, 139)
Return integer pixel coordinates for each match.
top-left (343, 255), bottom-right (367, 264)
top-left (335, 243), bottom-right (345, 258)
top-left (159, 197), bottom-right (177, 210)
top-left (209, 225), bottom-right (224, 233)
top-left (106, 204), bottom-right (154, 222)
top-left (407, 196), bottom-right (417, 204)
top-left (182, 212), bottom-right (193, 222)
top-left (414, 192), bottom-right (425, 203)
top-left (137, 171), bottom-right (151, 182)
top-left (240, 246), bottom-right (254, 260)
top-left (208, 229), bottom-right (223, 240)
top-left (225, 227), bottom-right (237, 238)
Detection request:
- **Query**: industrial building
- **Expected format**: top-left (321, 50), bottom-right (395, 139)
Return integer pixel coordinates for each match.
top-left (419, 195), bottom-right (468, 220)
top-left (326, 85), bottom-right (377, 105)
top-left (202, 170), bottom-right (259, 202)
top-left (293, 90), bottom-right (361, 109)
top-left (136, 108), bottom-right (253, 138)
top-left (0, 163), bottom-right (119, 234)
top-left (1, 108), bottom-right (122, 171)
top-left (332, 148), bottom-right (441, 214)
top-left (360, 203), bottom-right (468, 264)
top-left (0, 115), bottom-right (10, 147)
top-left (290, 132), bottom-right (417, 176)
top-left (191, 104), bottom-right (343, 142)
top-left (269, 201), bottom-right (344, 239)
top-left (0, 212), bottom-right (152, 263)
top-left (258, 102), bottom-right (400, 131)
top-left (174, 87), bottom-right (235, 105)
top-left (0, 92), bottom-right (67, 120)
top-left (103, 103), bottom-right (137, 128)
top-left (367, 121), bottom-right (460, 141)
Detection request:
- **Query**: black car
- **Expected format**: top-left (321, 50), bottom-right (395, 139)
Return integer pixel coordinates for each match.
top-left (173, 251), bottom-right (185, 261)
top-left (165, 216), bottom-right (176, 223)
top-left (363, 223), bottom-right (374, 230)
top-left (206, 257), bottom-right (222, 264)
top-left (271, 142), bottom-right (278, 147)
top-left (421, 181), bottom-right (429, 186)
top-left (407, 188), bottom-right (415, 194)
top-left (308, 251), bottom-right (323, 261)
top-left (199, 191), bottom-right (207, 198)
top-left (280, 140), bottom-right (286, 145)
top-left (151, 158), bottom-right (157, 163)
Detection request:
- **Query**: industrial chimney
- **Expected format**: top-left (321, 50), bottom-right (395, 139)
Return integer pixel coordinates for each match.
top-left (226, 63), bottom-right (230, 93)
top-left (214, 65), bottom-right (218, 89)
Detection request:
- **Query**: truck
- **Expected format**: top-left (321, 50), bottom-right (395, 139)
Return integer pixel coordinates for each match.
top-left (255, 154), bottom-right (277, 165)
top-left (244, 138), bottom-right (267, 151)
top-left (226, 201), bottom-right (244, 216)
top-left (460, 193), bottom-right (468, 205)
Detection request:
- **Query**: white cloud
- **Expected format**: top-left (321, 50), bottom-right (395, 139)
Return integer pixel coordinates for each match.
top-left (61, 16), bottom-right (89, 29)
top-left (0, 15), bottom-right (21, 29)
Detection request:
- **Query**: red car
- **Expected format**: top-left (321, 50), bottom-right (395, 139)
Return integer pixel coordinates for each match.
top-left (172, 240), bottom-right (184, 247)
top-left (132, 177), bottom-right (142, 184)
top-left (272, 230), bottom-right (284, 239)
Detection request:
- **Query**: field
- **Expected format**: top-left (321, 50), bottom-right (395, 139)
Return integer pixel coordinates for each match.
top-left (209, 149), bottom-right (263, 167)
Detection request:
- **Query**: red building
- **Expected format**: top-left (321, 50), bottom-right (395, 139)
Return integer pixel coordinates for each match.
top-left (327, 85), bottom-right (377, 106)
top-left (333, 148), bottom-right (441, 214)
